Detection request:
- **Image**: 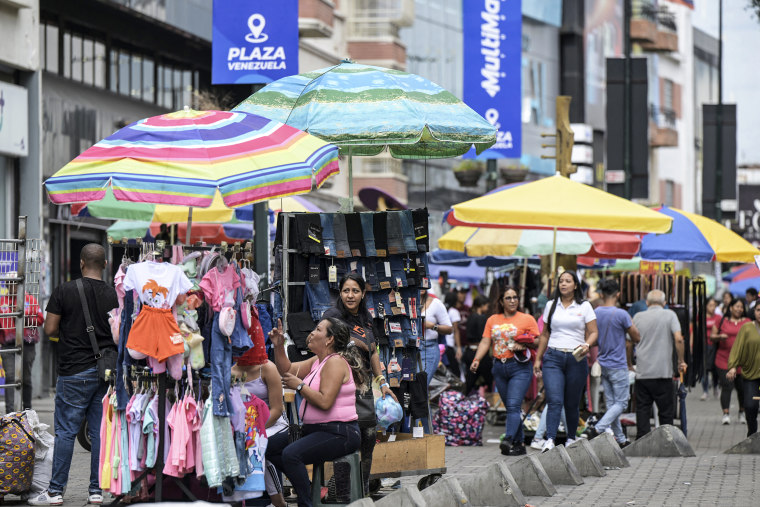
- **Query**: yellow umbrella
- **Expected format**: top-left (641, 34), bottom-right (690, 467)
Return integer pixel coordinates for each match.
top-left (448, 174), bottom-right (672, 234)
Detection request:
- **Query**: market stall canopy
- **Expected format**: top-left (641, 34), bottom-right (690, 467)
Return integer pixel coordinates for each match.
top-left (729, 266), bottom-right (760, 295)
top-left (446, 174), bottom-right (672, 234)
top-left (722, 264), bottom-right (754, 282)
top-left (438, 226), bottom-right (641, 258)
top-left (639, 206), bottom-right (760, 262)
top-left (44, 109), bottom-right (339, 208)
top-left (428, 249), bottom-right (541, 269)
top-left (233, 60), bottom-right (497, 159)
top-left (107, 220), bottom-right (252, 245)
top-left (427, 259), bottom-right (486, 285)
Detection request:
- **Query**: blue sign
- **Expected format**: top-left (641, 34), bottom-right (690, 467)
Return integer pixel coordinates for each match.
top-left (462, 0), bottom-right (522, 159)
top-left (212, 0), bottom-right (299, 85)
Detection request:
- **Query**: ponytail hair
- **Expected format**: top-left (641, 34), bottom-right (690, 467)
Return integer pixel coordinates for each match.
top-left (324, 317), bottom-right (370, 393)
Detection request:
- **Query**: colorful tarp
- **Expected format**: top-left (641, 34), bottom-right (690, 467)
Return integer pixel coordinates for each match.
top-left (447, 174), bottom-right (672, 234)
top-left (640, 206), bottom-right (760, 262)
top-left (45, 109), bottom-right (339, 207)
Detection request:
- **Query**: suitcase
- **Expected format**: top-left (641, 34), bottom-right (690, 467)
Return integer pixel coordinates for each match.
top-left (0, 411), bottom-right (35, 496)
top-left (432, 390), bottom-right (488, 446)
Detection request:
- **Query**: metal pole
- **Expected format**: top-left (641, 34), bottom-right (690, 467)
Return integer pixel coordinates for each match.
top-left (623, 0), bottom-right (632, 199)
top-left (550, 227), bottom-right (557, 296)
top-left (347, 147), bottom-right (354, 212)
top-left (253, 202), bottom-right (269, 285)
top-left (13, 216), bottom-right (27, 413)
top-left (282, 212), bottom-right (290, 335)
top-left (185, 206), bottom-right (193, 245)
top-left (519, 257), bottom-right (528, 309)
top-left (715, 0), bottom-right (723, 222)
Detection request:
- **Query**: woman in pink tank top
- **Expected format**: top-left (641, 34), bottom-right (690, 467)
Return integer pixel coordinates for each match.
top-left (266, 317), bottom-right (367, 507)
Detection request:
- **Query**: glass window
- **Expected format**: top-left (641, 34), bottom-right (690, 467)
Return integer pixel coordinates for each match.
top-left (663, 79), bottom-right (674, 111)
top-left (131, 55), bottom-right (142, 98)
top-left (71, 34), bottom-right (82, 82)
top-left (94, 42), bottom-right (106, 88)
top-left (163, 66), bottom-right (173, 108)
top-left (119, 52), bottom-right (130, 95)
top-left (63, 33), bottom-right (71, 78)
top-left (45, 24), bottom-right (59, 73)
top-left (173, 69), bottom-right (181, 109)
top-left (143, 58), bottom-right (154, 102)
top-left (83, 38), bottom-right (94, 85)
top-left (182, 70), bottom-right (192, 110)
top-left (110, 50), bottom-right (119, 92)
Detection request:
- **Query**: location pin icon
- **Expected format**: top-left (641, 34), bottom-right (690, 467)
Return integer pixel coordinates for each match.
top-left (247, 14), bottom-right (266, 41)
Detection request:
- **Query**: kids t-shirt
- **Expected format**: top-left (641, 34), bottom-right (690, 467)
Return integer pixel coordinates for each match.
top-left (483, 312), bottom-right (539, 360)
top-left (123, 262), bottom-right (193, 309)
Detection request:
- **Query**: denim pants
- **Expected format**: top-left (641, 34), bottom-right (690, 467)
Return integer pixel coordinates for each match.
top-left (386, 212), bottom-right (405, 254)
top-left (305, 279), bottom-right (332, 321)
top-left (492, 359), bottom-right (533, 444)
top-left (320, 213), bottom-right (336, 256)
top-left (595, 366), bottom-right (631, 443)
top-left (267, 421), bottom-right (361, 507)
top-left (534, 404), bottom-right (567, 441)
top-left (211, 313), bottom-right (234, 416)
top-left (333, 213), bottom-right (350, 258)
top-left (399, 210), bottom-right (418, 253)
top-left (421, 338), bottom-right (440, 389)
top-left (359, 213), bottom-right (377, 257)
top-left (541, 347), bottom-right (589, 441)
top-left (49, 367), bottom-right (107, 495)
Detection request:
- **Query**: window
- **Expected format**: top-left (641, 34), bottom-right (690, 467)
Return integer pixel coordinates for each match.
top-left (83, 39), bottom-right (94, 84)
top-left (663, 79), bottom-right (674, 111)
top-left (143, 58), bottom-right (154, 102)
top-left (118, 52), bottom-right (130, 96)
top-left (131, 55), bottom-right (142, 98)
top-left (63, 33), bottom-right (71, 78)
top-left (45, 24), bottom-right (59, 73)
top-left (94, 42), bottom-right (106, 88)
top-left (71, 35), bottom-right (82, 82)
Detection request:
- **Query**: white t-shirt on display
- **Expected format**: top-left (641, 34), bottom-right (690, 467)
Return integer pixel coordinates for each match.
top-left (445, 307), bottom-right (461, 347)
top-left (423, 297), bottom-right (451, 342)
top-left (124, 262), bottom-right (193, 309)
top-left (542, 299), bottom-right (596, 349)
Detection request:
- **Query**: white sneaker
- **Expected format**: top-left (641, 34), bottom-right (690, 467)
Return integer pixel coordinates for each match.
top-left (541, 438), bottom-right (555, 453)
top-left (700, 392), bottom-right (708, 401)
top-left (722, 413), bottom-right (731, 425)
top-left (530, 438), bottom-right (546, 450)
top-left (565, 437), bottom-right (578, 446)
top-left (739, 412), bottom-right (747, 424)
top-left (28, 491), bottom-right (63, 506)
top-left (88, 493), bottom-right (104, 504)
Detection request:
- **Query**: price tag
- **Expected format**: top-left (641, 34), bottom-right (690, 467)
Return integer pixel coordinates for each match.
top-left (661, 261), bottom-right (675, 274)
top-left (388, 434), bottom-right (397, 442)
top-left (389, 377), bottom-right (400, 387)
top-left (389, 322), bottom-right (402, 333)
top-left (395, 292), bottom-right (404, 308)
top-left (379, 281), bottom-right (392, 289)
top-left (328, 265), bottom-right (337, 282)
top-left (384, 262), bottom-right (392, 277)
top-left (394, 338), bottom-right (404, 348)
top-left (412, 426), bottom-right (424, 438)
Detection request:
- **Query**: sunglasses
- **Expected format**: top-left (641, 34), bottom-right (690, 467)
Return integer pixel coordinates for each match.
top-left (503, 296), bottom-right (519, 301)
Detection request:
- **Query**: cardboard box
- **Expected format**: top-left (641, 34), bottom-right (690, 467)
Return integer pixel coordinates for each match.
top-left (369, 434), bottom-right (445, 475)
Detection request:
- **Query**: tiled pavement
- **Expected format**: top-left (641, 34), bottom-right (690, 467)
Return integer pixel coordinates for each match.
top-left (3, 386), bottom-right (758, 506)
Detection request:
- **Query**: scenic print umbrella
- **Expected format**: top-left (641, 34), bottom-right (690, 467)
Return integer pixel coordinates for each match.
top-left (234, 60), bottom-right (496, 159)
top-left (107, 220), bottom-right (253, 245)
top-left (44, 109), bottom-right (339, 208)
top-left (447, 174), bottom-right (672, 234)
top-left (639, 206), bottom-right (760, 262)
top-left (438, 226), bottom-right (641, 258)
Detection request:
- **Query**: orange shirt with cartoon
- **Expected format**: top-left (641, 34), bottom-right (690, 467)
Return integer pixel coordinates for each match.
top-left (483, 312), bottom-right (539, 360)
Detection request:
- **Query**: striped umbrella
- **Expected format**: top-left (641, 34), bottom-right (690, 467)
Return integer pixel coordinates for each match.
top-left (639, 206), bottom-right (760, 262)
top-left (234, 60), bottom-right (496, 210)
top-left (44, 109), bottom-right (339, 208)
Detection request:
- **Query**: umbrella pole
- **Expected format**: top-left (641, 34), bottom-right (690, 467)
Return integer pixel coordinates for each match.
top-left (519, 257), bottom-right (528, 309)
top-left (348, 146), bottom-right (354, 212)
top-left (186, 206), bottom-right (193, 245)
top-left (550, 226), bottom-right (557, 295)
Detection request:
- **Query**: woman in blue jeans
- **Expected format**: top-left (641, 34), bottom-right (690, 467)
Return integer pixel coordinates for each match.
top-left (471, 286), bottom-right (539, 455)
top-left (533, 271), bottom-right (598, 452)
top-left (267, 317), bottom-right (367, 507)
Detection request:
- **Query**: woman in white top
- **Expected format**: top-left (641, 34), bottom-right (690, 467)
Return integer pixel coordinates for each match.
top-left (533, 271), bottom-right (598, 452)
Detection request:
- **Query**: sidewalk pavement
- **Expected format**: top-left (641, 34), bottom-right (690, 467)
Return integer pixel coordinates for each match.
top-left (4, 386), bottom-right (759, 506)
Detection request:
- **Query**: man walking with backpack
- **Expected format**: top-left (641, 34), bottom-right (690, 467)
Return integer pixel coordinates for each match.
top-left (29, 244), bottom-right (118, 506)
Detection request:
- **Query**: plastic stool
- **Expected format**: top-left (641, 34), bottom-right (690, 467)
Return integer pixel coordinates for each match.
top-left (311, 451), bottom-right (363, 506)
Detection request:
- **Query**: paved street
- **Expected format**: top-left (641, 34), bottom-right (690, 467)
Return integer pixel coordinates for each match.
top-left (2, 386), bottom-right (758, 506)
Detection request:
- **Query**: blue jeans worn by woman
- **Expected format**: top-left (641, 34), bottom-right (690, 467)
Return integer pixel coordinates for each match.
top-left (492, 359), bottom-right (533, 444)
top-left (534, 404), bottom-right (567, 440)
top-left (267, 421), bottom-right (361, 507)
top-left (542, 347), bottom-right (589, 441)
top-left (49, 367), bottom-right (108, 496)
top-left (595, 366), bottom-right (631, 443)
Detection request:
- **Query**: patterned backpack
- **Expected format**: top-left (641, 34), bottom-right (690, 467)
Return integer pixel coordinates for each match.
top-left (0, 411), bottom-right (35, 495)
top-left (432, 390), bottom-right (488, 446)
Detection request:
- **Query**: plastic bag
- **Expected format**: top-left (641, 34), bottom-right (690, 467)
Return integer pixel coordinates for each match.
top-left (375, 396), bottom-right (403, 429)
top-left (30, 444), bottom-right (53, 494)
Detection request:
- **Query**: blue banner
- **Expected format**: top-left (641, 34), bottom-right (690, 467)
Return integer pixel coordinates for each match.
top-left (462, 0), bottom-right (522, 159)
top-left (212, 0), bottom-right (299, 85)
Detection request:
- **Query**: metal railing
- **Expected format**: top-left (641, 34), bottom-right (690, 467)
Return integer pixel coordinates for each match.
top-left (650, 105), bottom-right (677, 129)
top-left (0, 217), bottom-right (42, 414)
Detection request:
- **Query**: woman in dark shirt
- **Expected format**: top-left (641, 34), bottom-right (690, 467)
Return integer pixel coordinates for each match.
top-left (462, 296), bottom-right (492, 395)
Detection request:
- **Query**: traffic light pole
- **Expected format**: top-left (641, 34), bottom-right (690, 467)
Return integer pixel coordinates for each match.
top-left (623, 0), bottom-right (632, 200)
top-left (715, 0), bottom-right (723, 222)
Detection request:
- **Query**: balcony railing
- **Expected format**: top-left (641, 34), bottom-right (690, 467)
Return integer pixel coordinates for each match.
top-left (650, 105), bottom-right (677, 129)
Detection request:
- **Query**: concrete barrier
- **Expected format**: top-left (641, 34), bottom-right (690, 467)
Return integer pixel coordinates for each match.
top-left (373, 485), bottom-right (427, 507)
top-left (588, 432), bottom-right (630, 468)
top-left (506, 454), bottom-right (556, 497)
top-left (458, 462), bottom-right (526, 506)
top-left (418, 477), bottom-right (471, 507)
top-left (536, 444), bottom-right (584, 485)
top-left (565, 439), bottom-right (606, 477)
top-left (622, 424), bottom-right (695, 457)
top-left (347, 498), bottom-right (376, 507)
top-left (724, 432), bottom-right (760, 454)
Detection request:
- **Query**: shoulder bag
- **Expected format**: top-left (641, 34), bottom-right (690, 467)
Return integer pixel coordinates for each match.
top-left (76, 278), bottom-right (117, 382)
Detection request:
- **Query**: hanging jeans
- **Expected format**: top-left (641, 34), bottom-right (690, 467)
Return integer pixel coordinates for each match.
top-left (333, 213), bottom-right (350, 258)
top-left (386, 212), bottom-right (405, 255)
top-left (211, 313), bottom-right (235, 417)
top-left (305, 280), bottom-right (332, 322)
top-left (320, 213), bottom-right (336, 257)
top-left (399, 210), bottom-right (418, 253)
top-left (359, 212), bottom-right (377, 257)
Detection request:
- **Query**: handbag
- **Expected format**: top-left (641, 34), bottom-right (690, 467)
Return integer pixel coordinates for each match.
top-left (289, 372), bottom-right (318, 443)
top-left (355, 389), bottom-right (377, 428)
top-left (0, 412), bottom-right (35, 495)
top-left (76, 278), bottom-right (117, 382)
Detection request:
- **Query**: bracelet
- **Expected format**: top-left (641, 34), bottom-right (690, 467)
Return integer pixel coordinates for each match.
top-left (380, 382), bottom-right (390, 389)
top-left (374, 375), bottom-right (386, 384)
